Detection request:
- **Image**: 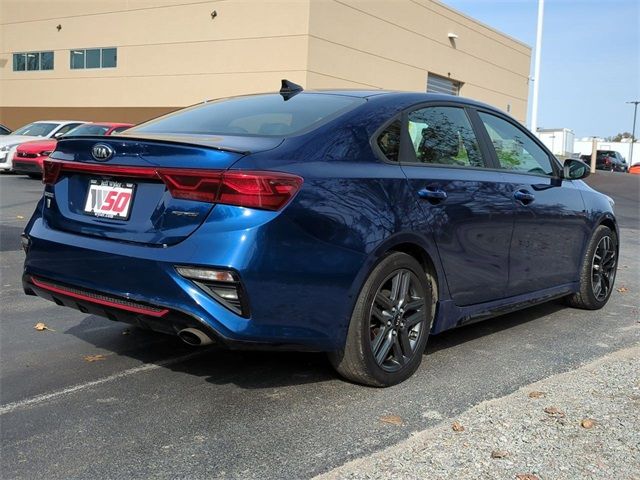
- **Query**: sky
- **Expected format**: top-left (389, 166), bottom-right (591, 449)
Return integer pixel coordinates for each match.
top-left (444, 0), bottom-right (640, 138)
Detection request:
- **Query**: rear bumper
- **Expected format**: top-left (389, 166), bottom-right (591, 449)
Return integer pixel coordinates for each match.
top-left (23, 212), bottom-right (351, 351)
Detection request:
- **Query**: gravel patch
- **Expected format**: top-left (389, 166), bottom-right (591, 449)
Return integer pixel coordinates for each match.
top-left (316, 345), bottom-right (640, 480)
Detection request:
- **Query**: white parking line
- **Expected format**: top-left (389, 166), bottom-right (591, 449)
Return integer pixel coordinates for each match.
top-left (0, 350), bottom-right (208, 416)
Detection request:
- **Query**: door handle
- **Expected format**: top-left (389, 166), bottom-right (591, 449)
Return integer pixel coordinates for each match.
top-left (514, 189), bottom-right (535, 205)
top-left (418, 188), bottom-right (447, 202)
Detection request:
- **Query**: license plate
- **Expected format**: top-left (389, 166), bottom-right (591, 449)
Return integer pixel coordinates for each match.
top-left (84, 179), bottom-right (135, 220)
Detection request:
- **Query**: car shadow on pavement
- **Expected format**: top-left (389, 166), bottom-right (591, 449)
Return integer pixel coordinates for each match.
top-left (65, 299), bottom-right (566, 390)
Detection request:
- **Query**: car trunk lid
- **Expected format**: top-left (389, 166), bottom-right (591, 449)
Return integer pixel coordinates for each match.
top-left (42, 135), bottom-right (281, 246)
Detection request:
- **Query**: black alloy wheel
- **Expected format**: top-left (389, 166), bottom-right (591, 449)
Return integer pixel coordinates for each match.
top-left (566, 225), bottom-right (618, 310)
top-left (329, 252), bottom-right (433, 387)
top-left (369, 269), bottom-right (426, 372)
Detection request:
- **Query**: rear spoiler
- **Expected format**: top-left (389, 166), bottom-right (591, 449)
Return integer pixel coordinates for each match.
top-left (61, 133), bottom-right (287, 155)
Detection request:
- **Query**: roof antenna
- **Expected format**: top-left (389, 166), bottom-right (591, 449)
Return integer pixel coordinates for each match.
top-left (280, 79), bottom-right (303, 101)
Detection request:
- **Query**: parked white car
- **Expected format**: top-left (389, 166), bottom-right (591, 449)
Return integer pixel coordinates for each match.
top-left (0, 120), bottom-right (86, 172)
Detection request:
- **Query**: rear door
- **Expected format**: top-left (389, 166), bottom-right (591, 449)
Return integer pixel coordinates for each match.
top-left (397, 103), bottom-right (514, 306)
top-left (474, 110), bottom-right (589, 296)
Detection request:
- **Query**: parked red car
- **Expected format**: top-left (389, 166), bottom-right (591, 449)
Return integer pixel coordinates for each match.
top-left (13, 122), bottom-right (133, 177)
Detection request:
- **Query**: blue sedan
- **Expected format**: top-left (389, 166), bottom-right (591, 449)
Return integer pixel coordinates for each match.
top-left (22, 81), bottom-right (618, 386)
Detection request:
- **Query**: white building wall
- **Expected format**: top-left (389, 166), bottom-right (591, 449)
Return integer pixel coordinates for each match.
top-left (537, 129), bottom-right (574, 157)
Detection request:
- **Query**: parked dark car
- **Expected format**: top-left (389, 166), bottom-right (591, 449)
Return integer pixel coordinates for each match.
top-left (0, 124), bottom-right (11, 135)
top-left (22, 84), bottom-right (619, 386)
top-left (596, 150), bottom-right (627, 172)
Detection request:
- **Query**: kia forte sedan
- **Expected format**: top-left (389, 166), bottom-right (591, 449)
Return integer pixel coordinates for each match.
top-left (22, 82), bottom-right (618, 386)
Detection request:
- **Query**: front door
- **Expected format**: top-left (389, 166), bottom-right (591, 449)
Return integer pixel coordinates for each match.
top-left (475, 110), bottom-right (589, 296)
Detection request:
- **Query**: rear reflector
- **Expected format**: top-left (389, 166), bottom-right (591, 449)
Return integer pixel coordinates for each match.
top-left (42, 160), bottom-right (303, 211)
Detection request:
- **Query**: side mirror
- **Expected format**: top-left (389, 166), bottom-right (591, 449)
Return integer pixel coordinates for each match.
top-left (53, 132), bottom-right (65, 139)
top-left (563, 158), bottom-right (590, 180)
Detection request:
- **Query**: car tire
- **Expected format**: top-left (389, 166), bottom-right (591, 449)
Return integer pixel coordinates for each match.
top-left (328, 252), bottom-right (433, 387)
top-left (566, 225), bottom-right (618, 310)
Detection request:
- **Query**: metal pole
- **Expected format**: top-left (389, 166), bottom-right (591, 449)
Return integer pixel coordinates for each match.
top-left (530, 0), bottom-right (545, 133)
top-left (590, 137), bottom-right (597, 174)
top-left (627, 101), bottom-right (639, 165)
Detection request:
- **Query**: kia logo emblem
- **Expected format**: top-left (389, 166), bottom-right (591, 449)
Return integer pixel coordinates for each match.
top-left (91, 143), bottom-right (114, 161)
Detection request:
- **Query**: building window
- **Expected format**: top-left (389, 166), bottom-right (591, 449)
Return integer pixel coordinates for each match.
top-left (427, 73), bottom-right (461, 96)
top-left (12, 51), bottom-right (54, 71)
top-left (70, 47), bottom-right (117, 69)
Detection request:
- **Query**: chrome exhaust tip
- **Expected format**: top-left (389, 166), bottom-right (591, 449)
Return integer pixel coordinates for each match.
top-left (177, 328), bottom-right (214, 346)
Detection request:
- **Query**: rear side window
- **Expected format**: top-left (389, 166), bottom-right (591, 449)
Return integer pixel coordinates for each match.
top-left (478, 112), bottom-right (554, 176)
top-left (406, 106), bottom-right (484, 167)
top-left (130, 94), bottom-right (365, 137)
top-left (376, 120), bottom-right (401, 162)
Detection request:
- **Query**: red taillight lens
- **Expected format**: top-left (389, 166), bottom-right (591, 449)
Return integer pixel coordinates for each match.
top-left (43, 160), bottom-right (303, 211)
top-left (160, 170), bottom-right (303, 210)
top-left (42, 160), bottom-right (63, 185)
top-left (157, 170), bottom-right (223, 204)
top-left (219, 172), bottom-right (303, 210)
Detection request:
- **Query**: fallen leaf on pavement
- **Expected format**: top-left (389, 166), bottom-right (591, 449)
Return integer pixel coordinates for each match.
top-left (379, 415), bottom-right (403, 426)
top-left (544, 406), bottom-right (565, 417)
top-left (33, 322), bottom-right (54, 332)
top-left (580, 418), bottom-right (596, 429)
top-left (491, 450), bottom-right (509, 459)
top-left (16, 215), bottom-right (25, 220)
top-left (452, 421), bottom-right (465, 432)
top-left (617, 286), bottom-right (628, 293)
top-left (516, 475), bottom-right (540, 480)
top-left (84, 354), bottom-right (107, 362)
top-left (528, 391), bottom-right (545, 399)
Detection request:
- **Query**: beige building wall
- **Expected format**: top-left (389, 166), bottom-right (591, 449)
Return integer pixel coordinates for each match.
top-left (0, 0), bottom-right (530, 129)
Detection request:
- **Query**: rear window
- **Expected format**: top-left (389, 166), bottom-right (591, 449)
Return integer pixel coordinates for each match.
top-left (129, 93), bottom-right (365, 137)
top-left (597, 151), bottom-right (616, 157)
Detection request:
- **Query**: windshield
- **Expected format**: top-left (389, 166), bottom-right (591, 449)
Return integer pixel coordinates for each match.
top-left (12, 122), bottom-right (58, 137)
top-left (130, 93), bottom-right (365, 137)
top-left (65, 124), bottom-right (110, 136)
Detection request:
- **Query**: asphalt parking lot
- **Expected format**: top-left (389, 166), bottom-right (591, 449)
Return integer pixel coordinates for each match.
top-left (1, 172), bottom-right (638, 480)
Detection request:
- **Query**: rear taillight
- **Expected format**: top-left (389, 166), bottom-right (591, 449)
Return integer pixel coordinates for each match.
top-left (159, 170), bottom-right (303, 210)
top-left (42, 160), bottom-right (303, 211)
top-left (42, 160), bottom-right (63, 185)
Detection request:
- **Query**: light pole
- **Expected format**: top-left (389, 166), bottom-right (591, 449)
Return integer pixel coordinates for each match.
top-left (626, 101), bottom-right (639, 165)
top-left (530, 0), bottom-right (545, 134)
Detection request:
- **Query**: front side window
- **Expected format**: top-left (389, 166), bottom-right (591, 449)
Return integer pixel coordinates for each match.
top-left (70, 48), bottom-right (117, 69)
top-left (109, 126), bottom-right (131, 134)
top-left (479, 112), bottom-right (554, 176)
top-left (406, 106), bottom-right (483, 167)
